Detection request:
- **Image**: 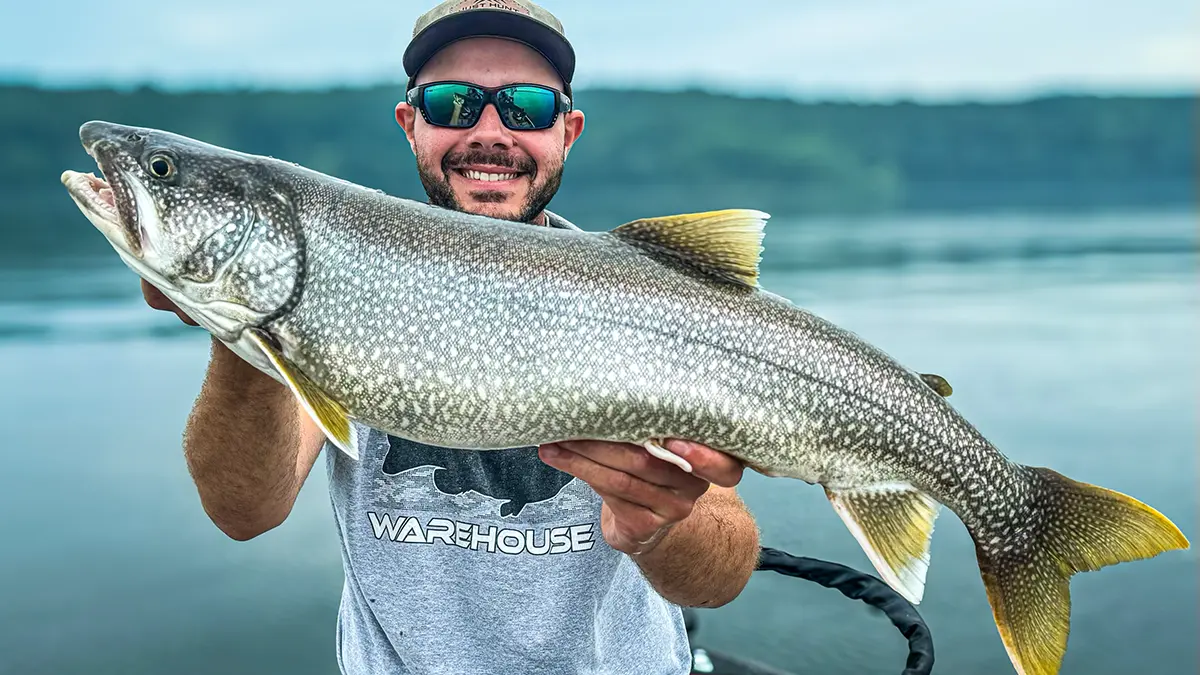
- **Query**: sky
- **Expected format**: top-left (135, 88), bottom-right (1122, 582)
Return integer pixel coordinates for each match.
top-left (1, 0), bottom-right (1196, 100)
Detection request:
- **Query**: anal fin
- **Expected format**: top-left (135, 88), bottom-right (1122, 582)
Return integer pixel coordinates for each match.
top-left (826, 483), bottom-right (941, 604)
top-left (248, 331), bottom-right (360, 461)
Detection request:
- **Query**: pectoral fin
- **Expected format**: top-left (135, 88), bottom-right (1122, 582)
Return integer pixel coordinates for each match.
top-left (247, 330), bottom-right (359, 460)
top-left (826, 483), bottom-right (941, 604)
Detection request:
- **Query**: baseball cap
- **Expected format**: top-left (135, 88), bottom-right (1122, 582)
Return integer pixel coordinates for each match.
top-left (403, 0), bottom-right (576, 96)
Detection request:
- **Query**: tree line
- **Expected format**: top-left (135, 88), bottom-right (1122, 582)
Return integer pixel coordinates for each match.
top-left (1, 83), bottom-right (1193, 259)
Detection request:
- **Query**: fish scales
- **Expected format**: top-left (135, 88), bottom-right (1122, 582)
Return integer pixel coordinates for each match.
top-left (62, 121), bottom-right (1188, 675)
top-left (283, 179), bottom-right (957, 488)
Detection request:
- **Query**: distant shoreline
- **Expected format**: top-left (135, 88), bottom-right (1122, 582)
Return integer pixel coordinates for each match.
top-left (2, 77), bottom-right (1193, 105)
top-left (2, 84), bottom-right (1194, 254)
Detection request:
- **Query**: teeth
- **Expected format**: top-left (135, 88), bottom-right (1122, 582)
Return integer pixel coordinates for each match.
top-left (93, 190), bottom-right (117, 214)
top-left (462, 170), bottom-right (519, 182)
top-left (83, 175), bottom-right (117, 214)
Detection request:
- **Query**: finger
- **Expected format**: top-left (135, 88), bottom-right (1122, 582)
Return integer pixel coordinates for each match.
top-left (596, 489), bottom-right (672, 554)
top-left (141, 280), bottom-right (199, 326)
top-left (555, 439), bottom-right (708, 494)
top-left (539, 445), bottom-right (696, 523)
top-left (141, 279), bottom-right (172, 309)
top-left (664, 439), bottom-right (745, 488)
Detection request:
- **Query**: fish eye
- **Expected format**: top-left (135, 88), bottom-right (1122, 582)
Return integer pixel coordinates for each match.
top-left (148, 154), bottom-right (175, 179)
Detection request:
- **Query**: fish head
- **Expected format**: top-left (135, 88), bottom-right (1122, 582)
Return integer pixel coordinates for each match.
top-left (62, 120), bottom-right (306, 340)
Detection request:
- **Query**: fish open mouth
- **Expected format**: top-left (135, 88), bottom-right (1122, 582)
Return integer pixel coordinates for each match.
top-left (68, 172), bottom-right (118, 217)
top-left (61, 168), bottom-right (143, 257)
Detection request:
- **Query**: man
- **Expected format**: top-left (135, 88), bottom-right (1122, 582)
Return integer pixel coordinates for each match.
top-left (145, 1), bottom-right (762, 672)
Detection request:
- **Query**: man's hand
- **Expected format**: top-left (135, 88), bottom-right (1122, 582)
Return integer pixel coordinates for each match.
top-left (142, 279), bottom-right (198, 326)
top-left (537, 439), bottom-right (744, 555)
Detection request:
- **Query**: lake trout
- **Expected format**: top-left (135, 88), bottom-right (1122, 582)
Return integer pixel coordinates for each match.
top-left (61, 120), bottom-right (1188, 675)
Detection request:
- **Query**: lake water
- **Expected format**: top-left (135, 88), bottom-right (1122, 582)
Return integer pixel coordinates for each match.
top-left (0, 209), bottom-right (1195, 675)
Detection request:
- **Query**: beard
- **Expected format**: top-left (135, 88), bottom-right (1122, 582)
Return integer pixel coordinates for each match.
top-left (416, 147), bottom-right (563, 224)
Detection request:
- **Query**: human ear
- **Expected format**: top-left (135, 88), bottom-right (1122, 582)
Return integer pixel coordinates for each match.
top-left (395, 102), bottom-right (419, 154)
top-left (561, 109), bottom-right (585, 159)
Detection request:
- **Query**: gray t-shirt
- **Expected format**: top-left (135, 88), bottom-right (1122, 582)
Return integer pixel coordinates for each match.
top-left (323, 211), bottom-right (692, 674)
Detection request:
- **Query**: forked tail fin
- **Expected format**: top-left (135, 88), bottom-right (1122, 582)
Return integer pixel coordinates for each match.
top-left (973, 467), bottom-right (1189, 674)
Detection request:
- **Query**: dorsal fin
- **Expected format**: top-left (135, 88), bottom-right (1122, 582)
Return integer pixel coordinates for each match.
top-left (610, 209), bottom-right (770, 287)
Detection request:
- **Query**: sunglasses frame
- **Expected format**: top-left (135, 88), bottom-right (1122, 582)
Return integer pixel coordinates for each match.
top-left (406, 80), bottom-right (573, 131)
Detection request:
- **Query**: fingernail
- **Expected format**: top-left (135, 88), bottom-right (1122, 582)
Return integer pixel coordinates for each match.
top-left (665, 439), bottom-right (690, 457)
top-left (541, 445), bottom-right (562, 460)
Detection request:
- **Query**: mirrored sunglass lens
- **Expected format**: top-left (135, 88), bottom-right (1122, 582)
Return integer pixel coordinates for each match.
top-left (423, 84), bottom-right (483, 127)
top-left (501, 86), bottom-right (558, 129)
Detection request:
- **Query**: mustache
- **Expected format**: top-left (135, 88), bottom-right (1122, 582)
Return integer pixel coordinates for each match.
top-left (442, 149), bottom-right (537, 176)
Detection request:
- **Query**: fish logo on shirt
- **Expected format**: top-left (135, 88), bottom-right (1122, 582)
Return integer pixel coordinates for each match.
top-left (382, 435), bottom-right (576, 517)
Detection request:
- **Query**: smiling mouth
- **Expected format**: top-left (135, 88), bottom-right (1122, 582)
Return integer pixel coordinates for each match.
top-left (454, 168), bottom-right (525, 183)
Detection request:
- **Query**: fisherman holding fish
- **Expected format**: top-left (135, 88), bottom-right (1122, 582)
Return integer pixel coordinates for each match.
top-left (62, 0), bottom-right (1190, 672)
top-left (138, 1), bottom-right (760, 673)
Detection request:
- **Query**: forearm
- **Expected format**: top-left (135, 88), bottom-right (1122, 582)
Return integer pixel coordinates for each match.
top-left (633, 486), bottom-right (760, 608)
top-left (183, 337), bottom-right (315, 540)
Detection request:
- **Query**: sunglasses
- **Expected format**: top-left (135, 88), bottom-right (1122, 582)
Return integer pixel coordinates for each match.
top-left (406, 81), bottom-right (572, 131)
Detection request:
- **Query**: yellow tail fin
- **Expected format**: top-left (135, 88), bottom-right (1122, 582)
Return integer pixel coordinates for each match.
top-left (974, 468), bottom-right (1189, 675)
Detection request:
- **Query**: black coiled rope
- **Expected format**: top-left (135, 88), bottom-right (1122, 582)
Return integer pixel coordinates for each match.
top-left (755, 547), bottom-right (935, 675)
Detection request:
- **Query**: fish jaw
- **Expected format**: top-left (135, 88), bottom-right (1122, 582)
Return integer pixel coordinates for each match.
top-left (59, 170), bottom-right (255, 344)
top-left (61, 169), bottom-right (141, 258)
top-left (61, 168), bottom-right (184, 302)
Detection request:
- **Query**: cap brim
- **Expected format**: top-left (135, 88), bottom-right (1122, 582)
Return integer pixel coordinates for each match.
top-left (403, 9), bottom-right (575, 88)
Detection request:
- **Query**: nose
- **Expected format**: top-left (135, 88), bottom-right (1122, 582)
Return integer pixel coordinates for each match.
top-left (79, 121), bottom-right (142, 152)
top-left (80, 121), bottom-right (115, 150)
top-left (463, 103), bottom-right (515, 149)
